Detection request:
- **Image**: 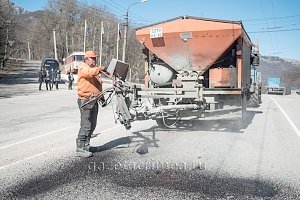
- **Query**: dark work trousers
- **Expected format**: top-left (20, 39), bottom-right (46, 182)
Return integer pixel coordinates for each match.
top-left (68, 80), bottom-right (73, 90)
top-left (39, 81), bottom-right (43, 90)
top-left (77, 99), bottom-right (99, 141)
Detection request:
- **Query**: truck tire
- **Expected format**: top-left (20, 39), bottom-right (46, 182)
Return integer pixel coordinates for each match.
top-left (237, 94), bottom-right (247, 130)
top-left (248, 85), bottom-right (260, 107)
top-left (155, 118), bottom-right (175, 128)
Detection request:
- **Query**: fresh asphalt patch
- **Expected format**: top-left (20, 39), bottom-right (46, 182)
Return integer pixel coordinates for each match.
top-left (1, 150), bottom-right (299, 199)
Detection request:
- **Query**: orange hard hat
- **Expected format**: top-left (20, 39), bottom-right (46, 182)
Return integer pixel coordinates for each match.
top-left (84, 51), bottom-right (97, 58)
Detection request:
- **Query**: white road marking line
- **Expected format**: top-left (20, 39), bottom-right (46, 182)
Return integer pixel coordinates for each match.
top-left (0, 124), bottom-right (121, 150)
top-left (271, 97), bottom-right (300, 139)
top-left (0, 126), bottom-right (73, 150)
top-left (0, 125), bottom-right (122, 170)
top-left (0, 151), bottom-right (47, 170)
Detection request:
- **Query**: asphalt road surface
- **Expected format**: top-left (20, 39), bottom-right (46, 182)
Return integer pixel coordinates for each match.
top-left (1, 62), bottom-right (300, 199)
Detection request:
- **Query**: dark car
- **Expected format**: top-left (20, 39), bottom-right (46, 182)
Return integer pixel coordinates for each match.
top-left (40, 58), bottom-right (61, 90)
top-left (41, 57), bottom-right (59, 72)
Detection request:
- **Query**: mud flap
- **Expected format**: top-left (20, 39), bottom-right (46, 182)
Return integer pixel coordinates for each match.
top-left (116, 89), bottom-right (132, 130)
top-left (237, 94), bottom-right (247, 129)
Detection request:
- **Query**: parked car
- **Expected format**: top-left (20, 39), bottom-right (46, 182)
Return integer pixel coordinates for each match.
top-left (40, 57), bottom-right (61, 90)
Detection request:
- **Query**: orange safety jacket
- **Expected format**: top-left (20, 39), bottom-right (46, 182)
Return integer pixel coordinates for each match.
top-left (77, 62), bottom-right (102, 100)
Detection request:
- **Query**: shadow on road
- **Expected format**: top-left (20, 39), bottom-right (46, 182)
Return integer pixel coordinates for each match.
top-left (152, 110), bottom-right (263, 133)
top-left (0, 65), bottom-right (64, 99)
top-left (89, 136), bottom-right (133, 153)
top-left (0, 65), bottom-right (41, 99)
top-left (89, 126), bottom-right (160, 155)
top-left (0, 67), bottom-right (39, 85)
top-left (90, 110), bottom-right (263, 156)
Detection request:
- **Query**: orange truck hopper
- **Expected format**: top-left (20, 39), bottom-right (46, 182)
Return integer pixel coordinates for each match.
top-left (136, 16), bottom-right (253, 89)
top-left (136, 16), bottom-right (251, 75)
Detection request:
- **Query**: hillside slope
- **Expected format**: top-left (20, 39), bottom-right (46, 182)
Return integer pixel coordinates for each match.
top-left (257, 56), bottom-right (300, 88)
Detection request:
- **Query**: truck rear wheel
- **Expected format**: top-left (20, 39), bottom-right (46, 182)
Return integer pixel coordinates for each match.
top-left (239, 94), bottom-right (247, 129)
top-left (248, 85), bottom-right (261, 107)
top-left (155, 118), bottom-right (175, 128)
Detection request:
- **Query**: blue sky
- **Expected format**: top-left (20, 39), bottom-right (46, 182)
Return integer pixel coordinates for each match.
top-left (11, 0), bottom-right (300, 61)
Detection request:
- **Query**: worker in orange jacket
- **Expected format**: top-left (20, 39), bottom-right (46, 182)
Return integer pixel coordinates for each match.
top-left (76, 50), bottom-right (105, 158)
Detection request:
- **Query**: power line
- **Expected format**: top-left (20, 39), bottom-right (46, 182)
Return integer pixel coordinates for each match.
top-left (98, 0), bottom-right (151, 23)
top-left (97, 0), bottom-right (127, 14)
top-left (271, 0), bottom-right (279, 54)
top-left (54, 0), bottom-right (150, 25)
top-left (242, 14), bottom-right (300, 22)
top-left (259, 0), bottom-right (275, 54)
top-left (15, 23), bottom-right (49, 34)
top-left (52, 0), bottom-right (122, 24)
top-left (12, 0), bottom-right (142, 42)
top-left (249, 28), bottom-right (300, 33)
top-left (245, 19), bottom-right (300, 27)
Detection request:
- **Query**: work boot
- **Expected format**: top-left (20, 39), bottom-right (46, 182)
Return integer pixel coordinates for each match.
top-left (76, 138), bottom-right (93, 158)
top-left (86, 137), bottom-right (91, 149)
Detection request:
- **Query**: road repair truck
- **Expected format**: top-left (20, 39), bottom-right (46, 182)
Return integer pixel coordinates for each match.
top-left (88, 16), bottom-right (261, 129)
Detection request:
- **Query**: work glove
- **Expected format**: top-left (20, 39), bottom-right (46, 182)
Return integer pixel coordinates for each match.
top-left (99, 96), bottom-right (107, 107)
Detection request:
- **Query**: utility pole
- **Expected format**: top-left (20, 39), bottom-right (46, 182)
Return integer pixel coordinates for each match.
top-left (84, 19), bottom-right (87, 52)
top-left (2, 20), bottom-right (10, 67)
top-left (27, 40), bottom-right (31, 60)
top-left (122, 0), bottom-right (147, 62)
top-left (121, 12), bottom-right (128, 62)
top-left (66, 34), bottom-right (69, 55)
top-left (99, 21), bottom-right (104, 66)
top-left (53, 29), bottom-right (57, 60)
top-left (116, 22), bottom-right (120, 60)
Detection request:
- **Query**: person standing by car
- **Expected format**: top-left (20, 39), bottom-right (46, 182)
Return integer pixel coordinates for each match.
top-left (53, 69), bottom-right (61, 90)
top-left (38, 69), bottom-right (46, 91)
top-left (76, 50), bottom-right (105, 158)
top-left (40, 57), bottom-right (59, 90)
top-left (45, 69), bottom-right (52, 90)
top-left (67, 68), bottom-right (74, 90)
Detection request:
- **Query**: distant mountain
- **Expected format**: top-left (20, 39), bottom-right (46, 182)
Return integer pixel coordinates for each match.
top-left (15, 10), bottom-right (46, 27)
top-left (11, 3), bottom-right (27, 14)
top-left (257, 55), bottom-right (300, 88)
